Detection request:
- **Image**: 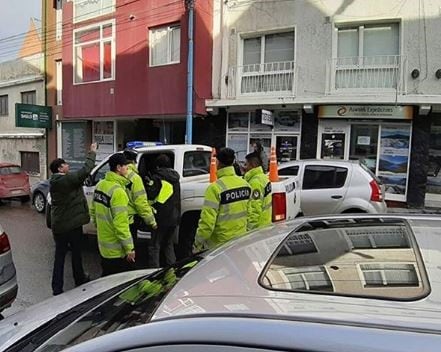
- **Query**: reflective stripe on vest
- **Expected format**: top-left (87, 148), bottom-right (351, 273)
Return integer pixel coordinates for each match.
top-left (156, 180), bottom-right (173, 204)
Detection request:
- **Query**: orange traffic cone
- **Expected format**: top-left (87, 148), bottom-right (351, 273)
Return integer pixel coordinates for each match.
top-left (269, 146), bottom-right (279, 182)
top-left (209, 148), bottom-right (217, 183)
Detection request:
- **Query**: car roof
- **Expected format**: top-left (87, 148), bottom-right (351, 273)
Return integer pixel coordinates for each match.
top-left (132, 144), bottom-right (212, 153)
top-left (279, 159), bottom-right (360, 167)
top-left (0, 163), bottom-right (20, 168)
top-left (155, 214), bottom-right (441, 332)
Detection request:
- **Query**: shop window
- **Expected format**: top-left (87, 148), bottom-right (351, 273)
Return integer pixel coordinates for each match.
top-left (74, 21), bottom-right (114, 84)
top-left (74, 0), bottom-right (115, 23)
top-left (149, 25), bottom-right (181, 66)
top-left (21, 90), bottom-right (36, 105)
top-left (302, 165), bottom-right (347, 190)
top-left (0, 95), bottom-right (8, 115)
top-left (350, 125), bottom-right (378, 172)
top-left (20, 151), bottom-right (40, 175)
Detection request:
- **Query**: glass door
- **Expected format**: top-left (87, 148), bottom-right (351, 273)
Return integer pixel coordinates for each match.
top-left (276, 135), bottom-right (298, 163)
top-left (349, 125), bottom-right (379, 173)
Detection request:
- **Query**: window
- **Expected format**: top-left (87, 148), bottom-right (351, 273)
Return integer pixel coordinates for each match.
top-left (360, 263), bottom-right (419, 287)
top-left (335, 23), bottom-right (400, 89)
top-left (21, 152), bottom-right (40, 175)
top-left (55, 0), bottom-right (62, 41)
top-left (241, 31), bottom-right (295, 94)
top-left (74, 0), bottom-right (115, 23)
top-left (74, 21), bottom-right (114, 84)
top-left (302, 165), bottom-right (347, 189)
top-left (21, 90), bottom-right (36, 105)
top-left (183, 151), bottom-right (211, 177)
top-left (150, 25), bottom-right (181, 66)
top-left (0, 95), bottom-right (8, 116)
top-left (56, 60), bottom-right (63, 105)
top-left (261, 218), bottom-right (429, 300)
top-left (279, 165), bottom-right (299, 176)
top-left (0, 166), bottom-right (22, 175)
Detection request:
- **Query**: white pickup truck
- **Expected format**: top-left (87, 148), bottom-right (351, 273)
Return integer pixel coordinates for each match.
top-left (50, 144), bottom-right (301, 242)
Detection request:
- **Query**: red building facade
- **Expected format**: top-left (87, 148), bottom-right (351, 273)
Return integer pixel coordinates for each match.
top-left (58, 0), bottom-right (213, 161)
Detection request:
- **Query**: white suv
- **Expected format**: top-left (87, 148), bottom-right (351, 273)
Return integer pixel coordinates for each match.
top-left (278, 159), bottom-right (387, 215)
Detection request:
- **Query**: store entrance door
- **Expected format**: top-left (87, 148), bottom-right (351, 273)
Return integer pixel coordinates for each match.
top-left (275, 135), bottom-right (299, 163)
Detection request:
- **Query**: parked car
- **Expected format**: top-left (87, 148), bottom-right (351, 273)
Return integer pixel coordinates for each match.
top-left (0, 164), bottom-right (30, 202)
top-left (278, 159), bottom-right (387, 215)
top-left (0, 223), bottom-right (18, 314)
top-left (1, 214), bottom-right (441, 351)
top-left (30, 180), bottom-right (49, 213)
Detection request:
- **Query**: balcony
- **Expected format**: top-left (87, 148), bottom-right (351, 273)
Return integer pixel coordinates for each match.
top-left (227, 61), bottom-right (296, 99)
top-left (326, 55), bottom-right (407, 95)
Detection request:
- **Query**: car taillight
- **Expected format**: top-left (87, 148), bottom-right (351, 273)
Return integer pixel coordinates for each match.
top-left (272, 192), bottom-right (286, 222)
top-left (0, 232), bottom-right (11, 254)
top-left (369, 179), bottom-right (383, 202)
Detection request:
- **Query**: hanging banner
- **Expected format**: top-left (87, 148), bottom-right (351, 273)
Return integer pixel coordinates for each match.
top-left (378, 126), bottom-right (411, 198)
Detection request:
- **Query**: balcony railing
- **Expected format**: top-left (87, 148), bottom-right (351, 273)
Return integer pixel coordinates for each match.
top-left (0, 54), bottom-right (43, 84)
top-left (326, 55), bottom-right (407, 94)
top-left (227, 61), bottom-right (296, 98)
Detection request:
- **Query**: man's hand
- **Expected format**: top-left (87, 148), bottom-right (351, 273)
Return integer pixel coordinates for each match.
top-left (90, 143), bottom-right (98, 152)
top-left (126, 250), bottom-right (136, 263)
top-left (152, 223), bottom-right (158, 230)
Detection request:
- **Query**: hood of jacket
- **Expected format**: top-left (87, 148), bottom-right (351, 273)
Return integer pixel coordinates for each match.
top-left (104, 171), bottom-right (131, 187)
top-left (155, 168), bottom-right (180, 184)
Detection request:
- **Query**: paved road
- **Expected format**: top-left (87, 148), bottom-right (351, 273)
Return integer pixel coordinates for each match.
top-left (0, 200), bottom-right (101, 317)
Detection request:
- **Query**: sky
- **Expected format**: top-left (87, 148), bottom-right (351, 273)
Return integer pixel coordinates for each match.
top-left (0, 0), bottom-right (41, 62)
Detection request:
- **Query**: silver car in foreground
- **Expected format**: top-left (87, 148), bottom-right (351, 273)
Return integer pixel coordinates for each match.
top-left (278, 159), bottom-right (387, 215)
top-left (0, 223), bottom-right (17, 314)
top-left (0, 214), bottom-right (441, 351)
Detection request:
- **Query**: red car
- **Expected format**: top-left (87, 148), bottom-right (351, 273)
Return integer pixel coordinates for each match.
top-left (0, 163), bottom-right (31, 201)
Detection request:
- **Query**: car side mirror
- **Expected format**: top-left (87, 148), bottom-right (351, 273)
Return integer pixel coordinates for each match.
top-left (84, 175), bottom-right (93, 187)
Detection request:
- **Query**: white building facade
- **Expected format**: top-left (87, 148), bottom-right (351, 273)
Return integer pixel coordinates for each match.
top-left (208, 0), bottom-right (441, 207)
top-left (0, 54), bottom-right (47, 183)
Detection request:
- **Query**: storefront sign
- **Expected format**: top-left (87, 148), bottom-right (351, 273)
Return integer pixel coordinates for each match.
top-left (15, 103), bottom-right (52, 129)
top-left (257, 109), bottom-right (274, 126)
top-left (318, 105), bottom-right (413, 120)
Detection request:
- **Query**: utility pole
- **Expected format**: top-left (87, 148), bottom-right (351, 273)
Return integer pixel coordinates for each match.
top-left (185, 0), bottom-right (194, 144)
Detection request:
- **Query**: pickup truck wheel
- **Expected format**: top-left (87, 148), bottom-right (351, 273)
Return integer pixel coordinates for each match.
top-left (176, 211), bottom-right (200, 261)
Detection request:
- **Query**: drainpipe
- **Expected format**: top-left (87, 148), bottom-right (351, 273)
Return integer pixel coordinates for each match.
top-left (185, 0), bottom-right (194, 144)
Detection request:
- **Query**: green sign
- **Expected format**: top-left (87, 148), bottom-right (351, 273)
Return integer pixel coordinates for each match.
top-left (15, 103), bottom-right (52, 129)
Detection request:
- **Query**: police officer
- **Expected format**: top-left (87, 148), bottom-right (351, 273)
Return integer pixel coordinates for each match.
top-left (145, 154), bottom-right (180, 268)
top-left (243, 151), bottom-right (272, 230)
top-left (90, 153), bottom-right (135, 276)
top-left (123, 150), bottom-right (157, 252)
top-left (194, 147), bottom-right (251, 250)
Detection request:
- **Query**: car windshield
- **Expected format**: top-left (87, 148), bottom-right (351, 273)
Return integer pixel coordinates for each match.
top-left (0, 166), bottom-right (21, 175)
top-left (12, 256), bottom-right (203, 352)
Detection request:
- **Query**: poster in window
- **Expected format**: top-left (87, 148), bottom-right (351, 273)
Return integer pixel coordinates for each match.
top-left (62, 122), bottom-right (88, 172)
top-left (426, 123), bottom-right (441, 195)
top-left (227, 134), bottom-right (248, 163)
top-left (276, 136), bottom-right (298, 163)
top-left (94, 121), bottom-right (115, 162)
top-left (228, 113), bottom-right (249, 131)
top-left (378, 126), bottom-right (410, 196)
top-left (321, 133), bottom-right (345, 159)
top-left (274, 111), bottom-right (301, 131)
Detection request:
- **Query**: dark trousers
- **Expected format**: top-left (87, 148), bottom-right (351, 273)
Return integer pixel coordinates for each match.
top-left (52, 227), bottom-right (87, 295)
top-left (101, 257), bottom-right (133, 277)
top-left (147, 226), bottom-right (177, 268)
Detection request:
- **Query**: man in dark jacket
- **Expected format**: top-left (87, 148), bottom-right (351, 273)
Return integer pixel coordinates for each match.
top-left (49, 143), bottom-right (97, 295)
top-left (145, 154), bottom-right (180, 268)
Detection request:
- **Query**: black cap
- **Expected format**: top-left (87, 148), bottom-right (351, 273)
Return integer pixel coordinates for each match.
top-left (123, 149), bottom-right (137, 161)
top-left (109, 153), bottom-right (129, 170)
top-left (216, 147), bottom-right (235, 166)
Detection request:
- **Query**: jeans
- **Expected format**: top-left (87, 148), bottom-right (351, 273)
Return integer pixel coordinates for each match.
top-left (147, 226), bottom-right (177, 268)
top-left (51, 227), bottom-right (87, 295)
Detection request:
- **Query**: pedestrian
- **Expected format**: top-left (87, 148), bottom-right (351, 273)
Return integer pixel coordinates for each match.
top-left (49, 143), bottom-right (97, 296)
top-left (194, 147), bottom-right (251, 250)
top-left (90, 153), bottom-right (135, 276)
top-left (123, 149), bottom-right (157, 258)
top-left (253, 141), bottom-right (269, 173)
top-left (243, 151), bottom-right (272, 230)
top-left (145, 154), bottom-right (181, 268)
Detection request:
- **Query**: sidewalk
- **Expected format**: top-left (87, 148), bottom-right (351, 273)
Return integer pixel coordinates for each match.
top-left (387, 206), bottom-right (441, 214)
